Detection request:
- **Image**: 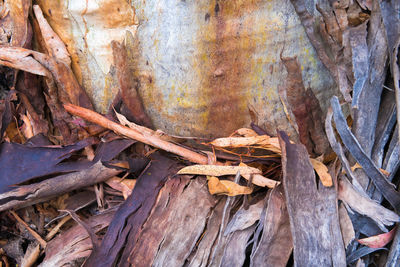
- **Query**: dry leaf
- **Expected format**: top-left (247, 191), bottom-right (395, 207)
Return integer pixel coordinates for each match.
top-left (338, 203), bottom-right (355, 248)
top-left (106, 177), bottom-right (136, 200)
top-left (239, 163), bottom-right (279, 188)
top-left (107, 161), bottom-right (130, 169)
top-left (21, 113), bottom-right (34, 139)
top-left (357, 227), bottom-right (397, 248)
top-left (177, 165), bottom-right (262, 176)
top-left (210, 135), bottom-right (281, 153)
top-left (207, 176), bottom-right (252, 196)
top-left (310, 158), bottom-right (333, 187)
top-left (116, 111), bottom-right (182, 143)
top-left (235, 128), bottom-right (259, 137)
top-left (351, 162), bottom-right (390, 176)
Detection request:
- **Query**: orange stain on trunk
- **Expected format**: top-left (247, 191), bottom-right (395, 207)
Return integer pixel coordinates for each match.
top-left (198, 0), bottom-right (260, 137)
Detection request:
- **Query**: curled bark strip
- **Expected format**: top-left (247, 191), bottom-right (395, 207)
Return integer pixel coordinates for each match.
top-left (325, 106), bottom-right (365, 193)
top-left (338, 176), bottom-right (399, 231)
top-left (0, 46), bottom-right (50, 76)
top-left (33, 5), bottom-right (70, 65)
top-left (331, 96), bottom-right (400, 210)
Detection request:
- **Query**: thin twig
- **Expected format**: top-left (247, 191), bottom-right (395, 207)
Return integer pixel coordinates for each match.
top-left (10, 210), bottom-right (47, 248)
top-left (45, 215), bottom-right (71, 241)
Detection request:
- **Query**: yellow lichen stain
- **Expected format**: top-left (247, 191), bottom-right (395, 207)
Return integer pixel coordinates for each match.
top-left (101, 73), bottom-right (114, 112)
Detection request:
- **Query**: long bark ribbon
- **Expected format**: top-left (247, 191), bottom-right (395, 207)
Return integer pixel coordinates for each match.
top-left (331, 96), bottom-right (400, 210)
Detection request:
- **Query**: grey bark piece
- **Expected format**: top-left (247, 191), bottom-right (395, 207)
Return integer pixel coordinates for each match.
top-left (382, 126), bottom-right (400, 178)
top-left (350, 22), bottom-right (368, 109)
top-left (224, 198), bottom-right (264, 236)
top-left (386, 225), bottom-right (400, 267)
top-left (371, 91), bottom-right (397, 167)
top-left (338, 176), bottom-right (399, 232)
top-left (379, 0), bottom-right (400, 143)
top-left (220, 225), bottom-right (256, 267)
top-left (186, 198), bottom-right (226, 267)
top-left (352, 2), bottom-right (388, 156)
top-left (278, 131), bottom-right (346, 267)
top-left (325, 107), bottom-right (366, 194)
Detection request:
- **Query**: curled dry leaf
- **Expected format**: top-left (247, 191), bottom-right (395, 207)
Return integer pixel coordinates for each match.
top-left (351, 163), bottom-right (390, 177)
top-left (309, 158), bottom-right (333, 187)
top-left (358, 227), bottom-right (397, 248)
top-left (207, 176), bottom-right (252, 196)
top-left (105, 177), bottom-right (136, 200)
top-left (210, 135), bottom-right (281, 154)
top-left (177, 164), bottom-right (262, 176)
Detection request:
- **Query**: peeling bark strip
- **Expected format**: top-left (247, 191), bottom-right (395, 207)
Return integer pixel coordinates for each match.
top-left (278, 131), bottom-right (346, 266)
top-left (111, 40), bottom-right (153, 128)
top-left (281, 56), bottom-right (329, 157)
top-left (289, 0), bottom-right (337, 79)
top-left (84, 153), bottom-right (179, 266)
top-left (330, 96), bottom-right (400, 210)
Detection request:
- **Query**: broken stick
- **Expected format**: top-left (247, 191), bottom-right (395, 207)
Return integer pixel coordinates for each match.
top-left (64, 103), bottom-right (211, 165)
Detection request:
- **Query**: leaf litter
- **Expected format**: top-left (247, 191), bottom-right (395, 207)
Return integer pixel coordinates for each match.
top-left (0, 2), bottom-right (398, 267)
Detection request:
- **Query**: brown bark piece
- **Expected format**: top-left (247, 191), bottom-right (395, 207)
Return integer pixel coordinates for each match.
top-left (281, 56), bottom-right (329, 157)
top-left (0, 161), bottom-right (120, 211)
top-left (250, 186), bottom-right (293, 267)
top-left (131, 178), bottom-right (219, 267)
top-left (84, 153), bottom-right (180, 266)
top-left (278, 131), bottom-right (346, 266)
top-left (40, 209), bottom-right (116, 267)
top-left (112, 40), bottom-right (153, 128)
